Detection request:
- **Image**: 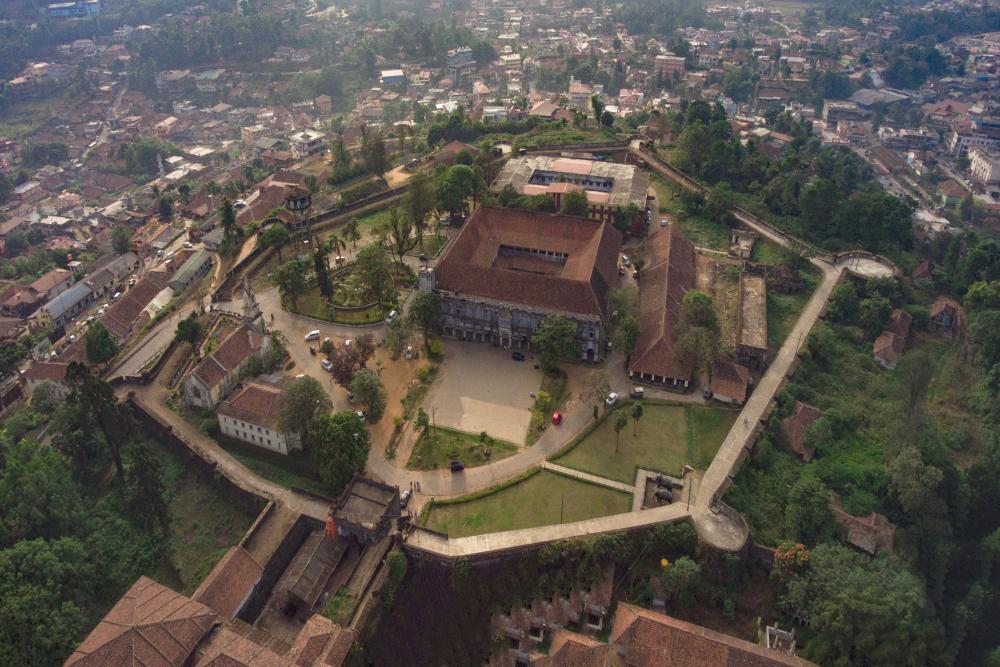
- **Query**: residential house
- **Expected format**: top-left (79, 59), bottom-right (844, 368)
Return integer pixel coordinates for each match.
top-left (1, 268), bottom-right (73, 317)
top-left (970, 147), bottom-right (1000, 185)
top-left (21, 361), bottom-right (71, 401)
top-left (217, 381), bottom-right (299, 454)
top-left (873, 309), bottom-right (912, 369)
top-left (100, 272), bottom-right (170, 343)
top-left (928, 295), bottom-right (964, 336)
top-left (39, 281), bottom-right (94, 329)
top-left (168, 250), bottom-right (212, 292)
top-left (735, 273), bottom-right (768, 370)
top-left (289, 129), bottom-right (326, 159)
top-left (783, 401), bottom-right (824, 462)
top-left (710, 358), bottom-right (749, 405)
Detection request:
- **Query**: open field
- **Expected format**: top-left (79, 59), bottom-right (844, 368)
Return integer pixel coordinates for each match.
top-left (555, 403), bottom-right (738, 483)
top-left (406, 426), bottom-right (519, 470)
top-left (217, 435), bottom-right (327, 495)
top-left (423, 470), bottom-right (632, 538)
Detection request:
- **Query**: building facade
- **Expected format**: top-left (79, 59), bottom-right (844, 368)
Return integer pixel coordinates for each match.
top-left (217, 382), bottom-right (299, 455)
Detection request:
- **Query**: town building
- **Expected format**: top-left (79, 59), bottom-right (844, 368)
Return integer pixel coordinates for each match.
top-left (217, 381), bottom-right (299, 455)
top-left (783, 401), bottom-right (823, 462)
top-left (873, 308), bottom-right (912, 370)
top-left (491, 156), bottom-right (649, 223)
top-left (928, 295), bottom-right (964, 337)
top-left (47, 0), bottom-right (102, 18)
top-left (822, 100), bottom-right (867, 125)
top-left (168, 250), bottom-right (213, 292)
top-left (39, 281), bottom-right (94, 329)
top-left (332, 476), bottom-right (400, 545)
top-left (735, 273), bottom-right (768, 370)
top-left (654, 54), bottom-right (687, 80)
top-left (628, 223), bottom-right (696, 390)
top-left (710, 358), bottom-right (750, 405)
top-left (948, 116), bottom-right (1000, 156)
top-left (21, 361), bottom-right (71, 401)
top-left (289, 129), bottom-right (327, 159)
top-left (422, 207), bottom-right (620, 361)
top-left (969, 147), bottom-right (1000, 185)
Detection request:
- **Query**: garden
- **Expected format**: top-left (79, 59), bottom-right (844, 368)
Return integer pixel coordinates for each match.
top-left (406, 426), bottom-right (519, 471)
top-left (421, 469), bottom-right (632, 538)
top-left (554, 402), bottom-right (738, 483)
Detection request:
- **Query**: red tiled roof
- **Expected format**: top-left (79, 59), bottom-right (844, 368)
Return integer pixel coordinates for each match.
top-left (783, 401), bottom-right (823, 462)
top-left (23, 361), bottom-right (69, 383)
top-left (610, 604), bottom-right (814, 666)
top-left (217, 382), bottom-right (282, 431)
top-left (192, 546), bottom-right (262, 619)
top-left (434, 207), bottom-right (621, 319)
top-left (710, 359), bottom-right (749, 404)
top-left (28, 268), bottom-right (71, 295)
top-left (628, 223), bottom-right (695, 381)
top-left (65, 576), bottom-right (216, 667)
top-left (192, 323), bottom-right (265, 390)
top-left (102, 271), bottom-right (169, 341)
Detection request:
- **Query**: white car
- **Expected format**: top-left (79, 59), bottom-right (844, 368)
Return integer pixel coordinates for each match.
top-left (321, 358), bottom-right (333, 372)
top-left (605, 392), bottom-right (619, 407)
top-left (304, 330), bottom-right (321, 342)
top-left (385, 310), bottom-right (399, 324)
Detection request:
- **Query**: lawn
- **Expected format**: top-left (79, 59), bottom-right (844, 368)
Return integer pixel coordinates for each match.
top-left (286, 285), bottom-right (388, 325)
top-left (766, 270), bottom-right (819, 356)
top-left (159, 453), bottom-right (258, 595)
top-left (217, 435), bottom-right (327, 495)
top-left (406, 426), bottom-right (519, 470)
top-left (526, 370), bottom-right (570, 446)
top-left (423, 470), bottom-right (632, 537)
top-left (651, 175), bottom-right (730, 250)
top-left (405, 234), bottom-right (449, 258)
top-left (555, 403), bottom-right (738, 483)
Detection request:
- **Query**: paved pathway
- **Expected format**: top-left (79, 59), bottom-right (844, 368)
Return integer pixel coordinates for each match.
top-left (541, 461), bottom-right (637, 494)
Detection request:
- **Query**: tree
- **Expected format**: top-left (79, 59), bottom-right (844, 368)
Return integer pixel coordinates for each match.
top-left (220, 198), bottom-right (236, 239)
top-left (661, 556), bottom-right (701, 606)
top-left (435, 164), bottom-right (476, 220)
top-left (405, 172), bottom-right (435, 250)
top-left (355, 244), bottom-right (393, 311)
top-left (859, 294), bottom-right (892, 338)
top-left (271, 258), bottom-right (310, 309)
top-left (614, 412), bottom-right (628, 452)
top-left (601, 110), bottom-right (615, 127)
top-left (827, 281), bottom-right (859, 324)
top-left (0, 538), bottom-right (89, 666)
top-left (277, 375), bottom-right (332, 443)
top-left (384, 207), bottom-right (416, 264)
top-left (0, 439), bottom-right (85, 547)
top-left (344, 218), bottom-right (362, 251)
top-left (679, 290), bottom-right (718, 332)
top-left (259, 223), bottom-right (292, 261)
top-left (384, 317), bottom-right (412, 359)
top-left (329, 344), bottom-right (360, 387)
top-left (675, 291), bottom-right (720, 381)
top-left (590, 94), bottom-right (605, 126)
top-left (84, 321), bottom-right (118, 364)
top-left (313, 246), bottom-right (333, 299)
top-left (111, 225), bottom-right (132, 255)
top-left (415, 407), bottom-right (430, 432)
top-left (631, 402), bottom-right (644, 435)
top-left (784, 473), bottom-right (838, 545)
top-left (308, 411), bottom-right (370, 494)
top-left (158, 195), bottom-right (173, 220)
top-left (532, 314), bottom-right (580, 372)
top-left (614, 316), bottom-right (640, 365)
top-left (361, 128), bottom-right (389, 178)
top-left (780, 544), bottom-right (945, 666)
top-left (356, 333), bottom-right (377, 368)
top-left (174, 315), bottom-right (203, 345)
top-left (560, 188), bottom-right (590, 217)
top-left (124, 440), bottom-right (169, 537)
top-left (408, 290), bottom-right (441, 351)
top-left (350, 370), bottom-right (388, 421)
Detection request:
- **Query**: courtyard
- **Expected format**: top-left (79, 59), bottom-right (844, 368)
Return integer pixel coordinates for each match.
top-left (422, 469), bottom-right (633, 538)
top-left (420, 340), bottom-right (542, 445)
top-left (554, 402), bottom-right (738, 483)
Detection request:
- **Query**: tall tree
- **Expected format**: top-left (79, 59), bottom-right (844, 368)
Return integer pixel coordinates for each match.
top-left (354, 244), bottom-right (393, 311)
top-left (64, 363), bottom-right (130, 479)
top-left (350, 371), bottom-right (387, 421)
top-left (533, 315), bottom-right (580, 372)
top-left (259, 223), bottom-right (291, 261)
top-left (84, 321), bottom-right (118, 364)
top-left (220, 198), bottom-right (236, 239)
top-left (384, 207), bottom-right (416, 264)
top-left (405, 172), bottom-right (435, 251)
top-left (112, 226), bottom-right (132, 255)
top-left (0, 439), bottom-right (85, 547)
top-left (174, 315), bottom-right (203, 345)
top-left (271, 258), bottom-right (310, 309)
top-left (631, 402), bottom-right (644, 435)
top-left (361, 128), bottom-right (389, 179)
top-left (343, 218), bottom-right (362, 251)
top-left (408, 290), bottom-right (441, 351)
top-left (308, 411), bottom-right (370, 494)
top-left (614, 412), bottom-right (628, 452)
top-left (560, 188), bottom-right (590, 217)
top-left (614, 315), bottom-right (640, 365)
top-left (124, 441), bottom-right (169, 537)
top-left (277, 375), bottom-right (332, 443)
top-left (784, 473), bottom-right (838, 545)
top-left (313, 246), bottom-right (333, 299)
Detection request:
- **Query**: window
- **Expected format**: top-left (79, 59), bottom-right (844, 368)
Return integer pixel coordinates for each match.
top-left (586, 612), bottom-right (603, 630)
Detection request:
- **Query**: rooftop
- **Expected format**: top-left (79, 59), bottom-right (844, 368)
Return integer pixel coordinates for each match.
top-left (492, 156), bottom-right (649, 211)
top-left (737, 273), bottom-right (767, 351)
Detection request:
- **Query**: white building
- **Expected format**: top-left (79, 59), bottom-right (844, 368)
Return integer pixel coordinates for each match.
top-left (969, 147), bottom-right (1000, 185)
top-left (216, 382), bottom-right (300, 455)
top-left (289, 129), bottom-right (326, 159)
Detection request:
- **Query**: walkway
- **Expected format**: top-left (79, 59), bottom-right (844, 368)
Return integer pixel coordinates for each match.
top-left (541, 461), bottom-right (636, 494)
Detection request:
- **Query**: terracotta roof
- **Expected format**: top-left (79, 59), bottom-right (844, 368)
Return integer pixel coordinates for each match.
top-left (710, 359), bottom-right (749, 403)
top-left (28, 268), bottom-right (71, 295)
top-left (102, 271), bottom-right (170, 341)
top-left (929, 295), bottom-right (963, 324)
top-left (628, 223), bottom-right (695, 381)
top-left (610, 604), bottom-right (815, 666)
top-left (192, 323), bottom-right (265, 390)
top-left (538, 630), bottom-right (611, 667)
top-left (874, 309), bottom-right (911, 365)
top-left (783, 401), bottom-right (823, 462)
top-left (193, 546), bottom-right (263, 619)
top-left (887, 308), bottom-right (912, 339)
top-left (217, 382), bottom-right (283, 431)
top-left (23, 361), bottom-right (69, 383)
top-left (832, 495), bottom-right (895, 556)
top-left (434, 207), bottom-right (620, 319)
top-left (65, 576), bottom-right (216, 667)
top-left (190, 625), bottom-right (287, 666)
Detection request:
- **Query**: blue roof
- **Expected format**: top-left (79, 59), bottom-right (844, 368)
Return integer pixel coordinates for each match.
top-left (42, 282), bottom-right (92, 321)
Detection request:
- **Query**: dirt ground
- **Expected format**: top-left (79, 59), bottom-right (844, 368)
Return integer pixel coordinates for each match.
top-left (695, 251), bottom-right (741, 354)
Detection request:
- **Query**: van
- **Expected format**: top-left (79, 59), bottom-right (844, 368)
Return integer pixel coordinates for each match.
top-left (304, 330), bottom-right (321, 342)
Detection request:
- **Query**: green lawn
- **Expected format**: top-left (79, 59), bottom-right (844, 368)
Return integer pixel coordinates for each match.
top-left (766, 270), bottom-right (819, 356)
top-left (527, 370), bottom-right (570, 446)
top-left (406, 426), bottom-right (519, 470)
top-left (555, 403), bottom-right (738, 483)
top-left (159, 454), bottom-right (258, 594)
top-left (217, 435), bottom-right (328, 495)
top-left (287, 286), bottom-right (387, 325)
top-left (651, 175), bottom-right (730, 250)
top-left (405, 234), bottom-right (449, 258)
top-left (423, 470), bottom-right (632, 537)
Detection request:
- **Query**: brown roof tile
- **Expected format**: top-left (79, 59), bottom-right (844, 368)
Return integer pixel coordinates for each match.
top-left (65, 576), bottom-right (216, 667)
top-left (710, 359), bottom-right (749, 404)
top-left (217, 382), bottom-right (282, 431)
top-left (783, 401), bottom-right (823, 462)
top-left (193, 547), bottom-right (263, 620)
top-left (434, 207), bottom-right (621, 319)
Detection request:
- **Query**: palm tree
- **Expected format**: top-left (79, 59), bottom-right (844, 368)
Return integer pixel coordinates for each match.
top-left (614, 413), bottom-right (628, 453)
top-left (326, 233), bottom-right (346, 258)
top-left (344, 219), bottom-right (362, 251)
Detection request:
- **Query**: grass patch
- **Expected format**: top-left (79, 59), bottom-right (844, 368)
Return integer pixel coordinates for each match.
top-left (512, 127), bottom-right (619, 151)
top-left (750, 239), bottom-right (785, 266)
top-left (216, 435), bottom-right (327, 495)
top-left (159, 453), bottom-right (257, 594)
top-left (323, 586), bottom-right (358, 625)
top-left (406, 426), bottom-right (519, 470)
top-left (555, 403), bottom-right (738, 483)
top-left (423, 470), bottom-right (632, 537)
top-left (651, 175), bottom-right (730, 250)
top-left (286, 287), bottom-right (387, 324)
top-left (400, 364), bottom-right (438, 418)
top-left (526, 370), bottom-right (569, 446)
top-left (766, 269), bottom-right (819, 356)
top-left (405, 234), bottom-right (448, 258)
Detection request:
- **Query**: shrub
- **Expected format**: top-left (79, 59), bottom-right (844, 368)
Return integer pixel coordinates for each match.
top-left (427, 339), bottom-right (443, 361)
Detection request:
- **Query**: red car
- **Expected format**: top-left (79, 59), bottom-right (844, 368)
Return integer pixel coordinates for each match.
top-left (551, 412), bottom-right (563, 425)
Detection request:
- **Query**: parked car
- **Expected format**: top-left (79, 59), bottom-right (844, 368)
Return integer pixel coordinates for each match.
top-left (629, 387), bottom-right (645, 399)
top-left (111, 291), bottom-right (121, 300)
top-left (321, 358), bottom-right (333, 372)
top-left (404, 346), bottom-right (417, 360)
top-left (418, 253), bottom-right (428, 263)
top-left (356, 410), bottom-right (366, 421)
top-left (552, 412), bottom-right (563, 425)
top-left (400, 489), bottom-right (412, 508)
top-left (622, 255), bottom-right (631, 267)
top-left (511, 351), bottom-right (525, 361)
top-left (183, 241), bottom-right (193, 248)
top-left (660, 218), bottom-right (669, 227)
top-left (605, 392), bottom-right (619, 407)
top-left (385, 310), bottom-right (399, 323)
top-left (304, 330), bottom-right (321, 341)
top-left (450, 460), bottom-right (465, 473)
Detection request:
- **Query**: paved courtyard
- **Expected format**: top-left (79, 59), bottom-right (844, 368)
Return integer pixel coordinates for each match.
top-left (422, 340), bottom-right (542, 444)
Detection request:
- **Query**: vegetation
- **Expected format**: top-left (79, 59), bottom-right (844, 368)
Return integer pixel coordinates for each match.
top-left (423, 470), bottom-right (632, 538)
top-left (276, 375), bottom-right (332, 443)
top-left (307, 411), bottom-right (370, 495)
top-left (406, 426), bottom-right (518, 471)
top-left (532, 314), bottom-right (581, 372)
